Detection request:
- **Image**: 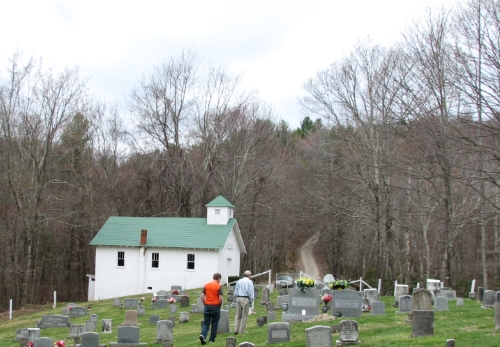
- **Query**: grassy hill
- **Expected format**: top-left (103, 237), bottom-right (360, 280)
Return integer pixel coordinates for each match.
top-left (1, 287), bottom-right (499, 346)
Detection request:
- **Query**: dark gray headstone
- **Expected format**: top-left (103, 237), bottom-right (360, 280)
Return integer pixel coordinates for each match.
top-left (277, 295), bottom-right (288, 309)
top-left (123, 298), bottom-right (139, 309)
top-left (15, 328), bottom-right (29, 341)
top-left (266, 302), bottom-right (274, 312)
top-left (137, 306), bottom-right (145, 316)
top-left (306, 325), bottom-right (332, 347)
top-left (412, 289), bottom-right (432, 311)
top-left (267, 310), bottom-right (277, 322)
top-left (331, 290), bottom-right (363, 317)
top-left (398, 295), bottom-right (412, 313)
top-left (226, 336), bottom-right (237, 347)
top-left (371, 301), bottom-right (385, 315)
top-left (254, 287), bottom-right (259, 299)
top-left (180, 295), bottom-right (190, 307)
top-left (101, 319), bottom-right (112, 333)
top-left (478, 287), bottom-right (485, 302)
top-left (157, 299), bottom-right (168, 309)
top-left (446, 339), bottom-right (455, 347)
top-left (28, 328), bottom-right (40, 342)
top-left (89, 314), bottom-right (98, 322)
top-left (169, 304), bottom-right (177, 313)
top-left (217, 310), bottom-right (229, 333)
top-left (282, 288), bottom-right (320, 322)
top-left (434, 296), bottom-right (448, 311)
top-left (156, 320), bottom-right (173, 343)
top-left (19, 337), bottom-right (29, 347)
top-left (149, 315), bottom-right (161, 326)
top-left (69, 306), bottom-right (88, 317)
top-left (117, 325), bottom-right (140, 343)
top-left (482, 290), bottom-right (495, 308)
top-left (68, 324), bottom-right (86, 337)
top-left (256, 316), bottom-right (265, 327)
top-left (169, 315), bottom-right (176, 328)
top-left (81, 332), bottom-right (99, 347)
top-left (266, 322), bottom-right (290, 344)
top-left (337, 320), bottom-right (360, 344)
top-left (440, 288), bottom-right (457, 299)
top-left (412, 310), bottom-right (434, 337)
top-left (39, 315), bottom-right (70, 328)
top-left (34, 337), bottom-right (53, 347)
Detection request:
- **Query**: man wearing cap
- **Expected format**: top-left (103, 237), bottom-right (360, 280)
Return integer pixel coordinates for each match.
top-left (233, 270), bottom-right (254, 335)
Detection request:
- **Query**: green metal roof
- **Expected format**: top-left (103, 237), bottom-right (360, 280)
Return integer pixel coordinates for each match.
top-left (205, 195), bottom-right (235, 208)
top-left (90, 216), bottom-right (236, 249)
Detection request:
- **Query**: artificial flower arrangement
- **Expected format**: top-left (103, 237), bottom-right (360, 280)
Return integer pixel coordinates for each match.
top-left (168, 297), bottom-right (176, 304)
top-left (152, 297), bottom-right (158, 304)
top-left (55, 340), bottom-right (66, 347)
top-left (87, 305), bottom-right (91, 311)
top-left (321, 294), bottom-right (333, 305)
top-left (327, 279), bottom-right (350, 290)
top-left (67, 306), bottom-right (72, 311)
top-left (27, 342), bottom-right (34, 347)
top-left (296, 277), bottom-right (315, 292)
top-left (172, 289), bottom-right (179, 295)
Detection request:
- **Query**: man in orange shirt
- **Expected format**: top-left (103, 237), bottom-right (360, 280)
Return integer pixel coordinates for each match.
top-left (199, 273), bottom-right (223, 345)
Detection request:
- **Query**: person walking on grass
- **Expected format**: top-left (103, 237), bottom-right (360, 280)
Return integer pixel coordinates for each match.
top-left (233, 270), bottom-right (254, 335)
top-left (199, 272), bottom-right (223, 345)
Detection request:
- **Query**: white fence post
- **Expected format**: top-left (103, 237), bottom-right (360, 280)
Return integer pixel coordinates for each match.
top-left (10, 299), bottom-right (13, 319)
top-left (378, 279), bottom-right (382, 293)
top-left (53, 291), bottom-right (57, 309)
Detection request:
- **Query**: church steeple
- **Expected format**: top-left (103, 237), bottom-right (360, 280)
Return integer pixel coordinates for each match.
top-left (206, 196), bottom-right (235, 225)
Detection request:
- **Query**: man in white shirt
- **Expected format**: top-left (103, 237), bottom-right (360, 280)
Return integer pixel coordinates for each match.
top-left (233, 270), bottom-right (254, 335)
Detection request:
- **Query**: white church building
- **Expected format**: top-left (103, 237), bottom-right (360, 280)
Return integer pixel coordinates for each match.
top-left (87, 196), bottom-right (246, 301)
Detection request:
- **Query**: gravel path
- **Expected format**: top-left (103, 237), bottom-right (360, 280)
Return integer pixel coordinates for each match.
top-left (299, 231), bottom-right (321, 280)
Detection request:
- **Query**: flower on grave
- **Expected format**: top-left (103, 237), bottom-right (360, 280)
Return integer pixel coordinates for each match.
top-left (68, 306), bottom-right (72, 311)
top-left (172, 289), bottom-right (179, 295)
top-left (87, 305), bottom-right (91, 310)
top-left (327, 279), bottom-right (350, 290)
top-left (321, 294), bottom-right (332, 305)
top-left (140, 297), bottom-right (145, 302)
top-left (55, 340), bottom-right (66, 347)
top-left (296, 277), bottom-right (315, 293)
top-left (168, 297), bottom-right (176, 304)
top-left (152, 297), bottom-right (157, 303)
top-left (27, 342), bottom-right (34, 347)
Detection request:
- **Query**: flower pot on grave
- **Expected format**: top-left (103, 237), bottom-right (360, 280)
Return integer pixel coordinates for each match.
top-left (282, 303), bottom-right (288, 312)
top-left (321, 305), bottom-right (329, 313)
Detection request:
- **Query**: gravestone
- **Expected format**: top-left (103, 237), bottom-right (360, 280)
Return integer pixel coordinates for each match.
top-left (33, 337), bottom-right (53, 347)
top-left (412, 289), bottom-right (432, 311)
top-left (261, 287), bottom-right (270, 305)
top-left (440, 288), bottom-right (457, 299)
top-left (197, 297), bottom-right (205, 312)
top-left (371, 301), bottom-right (385, 315)
top-left (397, 295), bottom-right (412, 313)
top-left (305, 325), bottom-right (332, 347)
top-left (256, 316), bottom-right (266, 327)
top-left (266, 322), bottom-right (290, 344)
top-left (123, 310), bottom-right (138, 326)
top-left (478, 287), bottom-right (485, 302)
top-left (123, 298), bottom-right (139, 309)
top-left (239, 343), bottom-right (255, 347)
top-left (279, 289), bottom-right (288, 296)
top-left (157, 299), bottom-right (168, 309)
top-left (495, 291), bottom-right (500, 330)
top-left (137, 306), bottom-right (145, 316)
top-left (456, 297), bottom-right (464, 307)
top-left (69, 306), bottom-right (88, 317)
top-left (102, 319), bottom-right (112, 333)
top-left (426, 279), bottom-right (440, 294)
top-left (331, 290), bottom-right (363, 318)
top-left (336, 320), bottom-right (360, 346)
top-left (149, 315), bottom-right (161, 325)
top-left (190, 304), bottom-right (198, 312)
top-left (254, 287), bottom-right (259, 299)
top-left (228, 293), bottom-right (234, 303)
top-left (363, 289), bottom-right (381, 305)
top-left (282, 288), bottom-right (320, 322)
top-left (179, 311), bottom-right (189, 323)
top-left (267, 310), bottom-right (277, 322)
top-left (68, 324), bottom-right (86, 337)
top-left (266, 302), bottom-right (275, 312)
top-left (15, 328), bottom-right (29, 341)
top-left (28, 328), bottom-right (40, 342)
top-left (81, 332), bottom-right (99, 347)
top-left (169, 315), bottom-right (176, 328)
top-left (171, 285), bottom-right (182, 293)
top-left (394, 285), bottom-right (409, 306)
top-left (110, 326), bottom-right (146, 346)
top-left (169, 304), bottom-right (177, 313)
top-left (156, 320), bottom-right (174, 343)
top-left (180, 295), bottom-right (190, 307)
top-left (89, 313), bottom-right (98, 322)
top-left (412, 310), bottom-right (434, 337)
top-left (226, 336), bottom-right (237, 347)
top-left (113, 298), bottom-right (121, 307)
top-left (447, 339), bottom-right (455, 347)
top-left (38, 315), bottom-right (70, 328)
top-left (218, 310), bottom-right (229, 333)
top-left (277, 295), bottom-right (288, 310)
top-left (276, 283), bottom-right (282, 291)
top-left (434, 296), bottom-right (449, 311)
top-left (85, 320), bottom-right (96, 332)
top-left (67, 302), bottom-right (77, 308)
top-left (482, 290), bottom-right (495, 308)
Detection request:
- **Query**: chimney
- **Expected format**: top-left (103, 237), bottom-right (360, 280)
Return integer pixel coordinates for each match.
top-left (140, 229), bottom-right (147, 245)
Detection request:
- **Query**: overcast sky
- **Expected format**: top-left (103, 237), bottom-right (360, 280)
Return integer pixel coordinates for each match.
top-left (1, 0), bottom-right (461, 129)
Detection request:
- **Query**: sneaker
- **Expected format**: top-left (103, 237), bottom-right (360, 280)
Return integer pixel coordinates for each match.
top-left (199, 335), bottom-right (207, 345)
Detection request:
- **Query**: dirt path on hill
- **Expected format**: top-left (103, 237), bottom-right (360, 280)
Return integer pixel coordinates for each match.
top-left (298, 231), bottom-right (321, 280)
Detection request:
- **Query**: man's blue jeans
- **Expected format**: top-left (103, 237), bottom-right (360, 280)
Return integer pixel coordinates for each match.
top-left (201, 305), bottom-right (221, 342)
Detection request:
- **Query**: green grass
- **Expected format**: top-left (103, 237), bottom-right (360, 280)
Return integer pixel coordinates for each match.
top-left (1, 289), bottom-right (499, 346)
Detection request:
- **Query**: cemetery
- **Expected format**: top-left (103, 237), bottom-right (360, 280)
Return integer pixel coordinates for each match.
top-left (2, 278), bottom-right (500, 346)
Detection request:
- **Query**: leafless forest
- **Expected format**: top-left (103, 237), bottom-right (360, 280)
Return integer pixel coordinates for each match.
top-left (1, 0), bottom-right (500, 309)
